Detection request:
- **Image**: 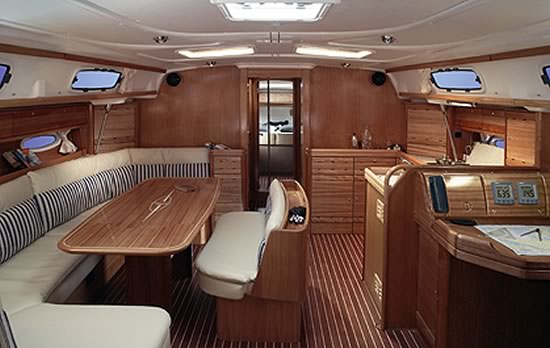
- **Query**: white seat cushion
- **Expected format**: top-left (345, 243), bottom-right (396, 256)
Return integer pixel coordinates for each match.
top-left (196, 212), bottom-right (266, 299)
top-left (265, 179), bottom-right (287, 240)
top-left (0, 176), bottom-right (33, 212)
top-left (10, 303), bottom-right (171, 348)
top-left (0, 205), bottom-right (105, 314)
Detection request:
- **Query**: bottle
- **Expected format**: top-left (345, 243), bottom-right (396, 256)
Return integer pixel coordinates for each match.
top-left (351, 133), bottom-right (359, 149)
top-left (362, 127), bottom-right (373, 149)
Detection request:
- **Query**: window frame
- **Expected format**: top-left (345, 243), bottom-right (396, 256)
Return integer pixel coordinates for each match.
top-left (0, 64), bottom-right (12, 90)
top-left (20, 133), bottom-right (61, 153)
top-left (430, 68), bottom-right (483, 93)
top-left (71, 68), bottom-right (123, 92)
top-left (541, 66), bottom-right (550, 86)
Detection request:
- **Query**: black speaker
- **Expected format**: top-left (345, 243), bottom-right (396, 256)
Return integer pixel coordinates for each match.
top-left (166, 72), bottom-right (182, 87)
top-left (371, 72), bottom-right (386, 86)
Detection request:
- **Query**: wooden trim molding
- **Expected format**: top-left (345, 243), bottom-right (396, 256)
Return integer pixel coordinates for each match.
top-left (0, 90), bottom-right (157, 109)
top-left (399, 92), bottom-right (550, 109)
top-left (0, 43), bottom-right (166, 74)
top-left (387, 45), bottom-right (550, 73)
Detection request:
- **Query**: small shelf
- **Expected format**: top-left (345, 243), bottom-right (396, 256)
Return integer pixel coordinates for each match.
top-left (0, 150), bottom-right (83, 184)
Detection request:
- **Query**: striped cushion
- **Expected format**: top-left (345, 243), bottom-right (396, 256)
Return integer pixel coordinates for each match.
top-left (82, 170), bottom-right (113, 207)
top-left (134, 164), bottom-right (165, 184)
top-left (35, 180), bottom-right (94, 231)
top-left (0, 199), bottom-right (44, 264)
top-left (110, 165), bottom-right (135, 197)
top-left (165, 163), bottom-right (210, 178)
top-left (0, 310), bottom-right (17, 348)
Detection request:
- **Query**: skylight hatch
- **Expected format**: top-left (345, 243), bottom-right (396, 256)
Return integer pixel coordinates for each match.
top-left (430, 69), bottom-right (482, 92)
top-left (210, 0), bottom-right (340, 22)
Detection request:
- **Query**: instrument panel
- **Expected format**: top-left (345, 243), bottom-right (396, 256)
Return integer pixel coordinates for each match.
top-left (425, 172), bottom-right (548, 217)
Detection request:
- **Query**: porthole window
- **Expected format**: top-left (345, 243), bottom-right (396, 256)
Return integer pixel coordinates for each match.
top-left (0, 64), bottom-right (12, 90)
top-left (20, 134), bottom-right (61, 153)
top-left (71, 69), bottom-right (123, 91)
top-left (430, 68), bottom-right (482, 92)
top-left (541, 66), bottom-right (550, 86)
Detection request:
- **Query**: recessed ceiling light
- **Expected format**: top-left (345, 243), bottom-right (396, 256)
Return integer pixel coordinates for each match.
top-left (207, 61), bottom-right (217, 67)
top-left (177, 46), bottom-right (255, 58)
top-left (210, 0), bottom-right (340, 22)
top-left (381, 35), bottom-right (396, 45)
top-left (153, 35), bottom-right (169, 44)
top-left (295, 46), bottom-right (372, 59)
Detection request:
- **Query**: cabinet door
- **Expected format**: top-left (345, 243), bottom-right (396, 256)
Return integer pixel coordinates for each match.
top-left (506, 112), bottom-right (537, 167)
top-left (364, 184), bottom-right (385, 312)
top-left (311, 179), bottom-right (353, 220)
top-left (416, 227), bottom-right (440, 347)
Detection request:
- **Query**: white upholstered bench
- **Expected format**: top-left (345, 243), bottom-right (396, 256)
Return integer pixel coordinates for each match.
top-left (196, 179), bottom-right (310, 343)
top-left (0, 147), bottom-right (210, 348)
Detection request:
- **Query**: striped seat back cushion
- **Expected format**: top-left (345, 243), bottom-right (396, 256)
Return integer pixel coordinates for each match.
top-left (0, 309), bottom-right (17, 348)
top-left (83, 165), bottom-right (136, 206)
top-left (35, 179), bottom-right (95, 231)
top-left (134, 164), bottom-right (165, 184)
top-left (165, 163), bottom-right (210, 178)
top-left (0, 199), bottom-right (44, 264)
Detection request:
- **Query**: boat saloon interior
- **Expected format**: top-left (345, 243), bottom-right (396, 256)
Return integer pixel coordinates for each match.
top-left (2, 1), bottom-right (550, 347)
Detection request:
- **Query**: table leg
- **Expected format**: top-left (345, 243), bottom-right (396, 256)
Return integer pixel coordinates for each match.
top-left (172, 247), bottom-right (193, 280)
top-left (125, 256), bottom-right (172, 311)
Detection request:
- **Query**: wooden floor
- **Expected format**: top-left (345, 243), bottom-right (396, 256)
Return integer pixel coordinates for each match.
top-left (95, 234), bottom-right (424, 348)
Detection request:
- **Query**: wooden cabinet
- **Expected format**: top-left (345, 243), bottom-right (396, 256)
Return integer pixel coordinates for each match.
top-left (308, 149), bottom-right (397, 234)
top-left (210, 149), bottom-right (247, 220)
top-left (506, 112), bottom-right (538, 166)
top-left (406, 105), bottom-right (447, 158)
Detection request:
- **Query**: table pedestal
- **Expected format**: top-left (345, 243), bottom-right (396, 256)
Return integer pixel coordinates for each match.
top-left (126, 256), bottom-right (172, 311)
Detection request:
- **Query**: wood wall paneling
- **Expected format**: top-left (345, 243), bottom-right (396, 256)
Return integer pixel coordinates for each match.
top-left (309, 67), bottom-right (406, 149)
top-left (139, 67), bottom-right (242, 148)
top-left (94, 103), bottom-right (137, 153)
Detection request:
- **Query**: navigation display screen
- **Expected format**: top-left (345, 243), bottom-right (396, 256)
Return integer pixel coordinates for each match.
top-left (517, 182), bottom-right (538, 205)
top-left (492, 182), bottom-right (514, 205)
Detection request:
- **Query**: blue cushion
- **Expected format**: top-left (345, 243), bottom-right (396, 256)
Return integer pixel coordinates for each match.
top-left (133, 164), bottom-right (165, 184)
top-left (35, 180), bottom-right (94, 231)
top-left (0, 310), bottom-right (17, 348)
top-left (0, 199), bottom-right (44, 265)
top-left (165, 163), bottom-right (210, 178)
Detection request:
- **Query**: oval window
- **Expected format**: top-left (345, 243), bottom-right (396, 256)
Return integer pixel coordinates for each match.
top-left (430, 69), bottom-right (482, 92)
top-left (0, 64), bottom-right (12, 90)
top-left (20, 134), bottom-right (61, 152)
top-left (71, 69), bottom-right (123, 91)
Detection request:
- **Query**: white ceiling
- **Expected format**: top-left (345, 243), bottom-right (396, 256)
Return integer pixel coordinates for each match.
top-left (1, 0), bottom-right (550, 71)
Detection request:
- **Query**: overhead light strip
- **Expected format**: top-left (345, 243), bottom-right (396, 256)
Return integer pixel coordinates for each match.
top-left (210, 0), bottom-right (340, 22)
top-left (295, 45), bottom-right (372, 59)
top-left (177, 46), bottom-right (255, 58)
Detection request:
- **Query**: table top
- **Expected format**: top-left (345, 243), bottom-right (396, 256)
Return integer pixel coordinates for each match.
top-left (58, 178), bottom-right (221, 256)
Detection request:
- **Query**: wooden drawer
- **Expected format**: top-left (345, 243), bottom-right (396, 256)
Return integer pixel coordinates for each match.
top-left (311, 180), bottom-right (353, 218)
top-left (354, 158), bottom-right (396, 176)
top-left (353, 175), bottom-right (366, 220)
top-left (213, 157), bottom-right (242, 175)
top-left (311, 157), bottom-right (354, 176)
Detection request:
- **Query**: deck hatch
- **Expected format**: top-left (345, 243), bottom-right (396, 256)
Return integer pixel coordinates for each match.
top-left (430, 68), bottom-right (482, 92)
top-left (71, 69), bottom-right (123, 92)
top-left (542, 66), bottom-right (550, 86)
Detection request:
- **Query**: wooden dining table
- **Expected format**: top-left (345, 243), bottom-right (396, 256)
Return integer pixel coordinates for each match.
top-left (58, 177), bottom-right (221, 311)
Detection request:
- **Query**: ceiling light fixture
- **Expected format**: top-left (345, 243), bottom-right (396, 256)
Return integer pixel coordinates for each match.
top-left (177, 46), bottom-right (255, 58)
top-left (153, 35), bottom-right (169, 44)
top-left (381, 35), bottom-right (396, 45)
top-left (295, 45), bottom-right (372, 59)
top-left (210, 0), bottom-right (340, 22)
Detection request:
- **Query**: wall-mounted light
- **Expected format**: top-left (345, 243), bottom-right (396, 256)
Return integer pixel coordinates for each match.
top-left (207, 61), bottom-right (217, 67)
top-left (177, 46), bottom-right (255, 58)
top-left (210, 0), bottom-right (340, 22)
top-left (295, 45), bottom-right (372, 59)
top-left (341, 63), bottom-right (351, 68)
